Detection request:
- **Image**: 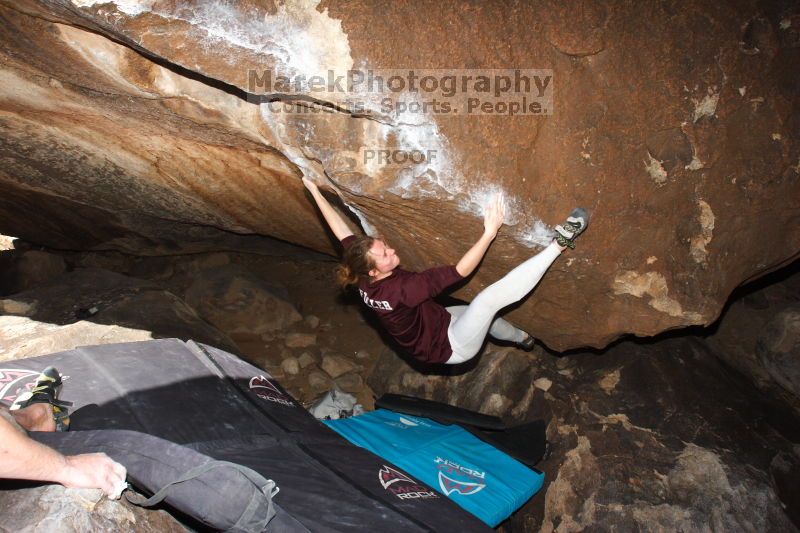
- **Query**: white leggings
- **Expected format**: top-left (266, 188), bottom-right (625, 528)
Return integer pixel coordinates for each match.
top-left (445, 241), bottom-right (562, 364)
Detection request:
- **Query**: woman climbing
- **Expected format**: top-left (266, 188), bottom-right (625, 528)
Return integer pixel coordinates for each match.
top-left (302, 177), bottom-right (588, 365)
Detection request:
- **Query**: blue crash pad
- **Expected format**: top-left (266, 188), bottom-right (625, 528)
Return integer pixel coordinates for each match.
top-left (324, 409), bottom-right (544, 527)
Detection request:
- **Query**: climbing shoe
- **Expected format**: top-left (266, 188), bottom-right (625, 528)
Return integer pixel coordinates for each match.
top-left (554, 207), bottom-right (589, 249)
top-left (517, 334), bottom-right (536, 351)
top-left (10, 367), bottom-right (72, 431)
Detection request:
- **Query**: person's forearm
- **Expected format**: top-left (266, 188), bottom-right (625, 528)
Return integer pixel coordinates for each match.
top-left (456, 232), bottom-right (496, 277)
top-left (308, 188), bottom-right (354, 241)
top-left (0, 417), bottom-right (68, 483)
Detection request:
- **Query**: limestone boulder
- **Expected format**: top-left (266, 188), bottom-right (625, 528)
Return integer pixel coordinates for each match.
top-left (0, 315), bottom-right (153, 363)
top-left (0, 1), bottom-right (798, 349)
top-left (0, 485), bottom-right (185, 533)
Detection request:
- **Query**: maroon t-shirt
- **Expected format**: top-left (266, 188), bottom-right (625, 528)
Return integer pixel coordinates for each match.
top-left (342, 235), bottom-right (464, 364)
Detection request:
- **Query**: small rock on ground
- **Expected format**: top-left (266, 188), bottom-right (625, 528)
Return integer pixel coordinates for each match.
top-left (534, 377), bottom-right (553, 391)
top-left (308, 370), bottom-right (332, 393)
top-left (304, 315), bottom-right (320, 329)
top-left (285, 333), bottom-right (317, 348)
top-left (298, 352), bottom-right (316, 368)
top-left (334, 372), bottom-right (364, 393)
top-left (281, 357), bottom-right (300, 376)
top-left (322, 355), bottom-right (361, 379)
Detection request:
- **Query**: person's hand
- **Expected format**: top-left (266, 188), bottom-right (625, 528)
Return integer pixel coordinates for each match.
top-left (302, 177), bottom-right (319, 193)
top-left (483, 193), bottom-right (506, 238)
top-left (59, 453), bottom-right (128, 499)
top-left (10, 403), bottom-right (55, 432)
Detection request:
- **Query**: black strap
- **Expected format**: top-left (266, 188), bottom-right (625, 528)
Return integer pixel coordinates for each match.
top-left (126, 460), bottom-right (278, 533)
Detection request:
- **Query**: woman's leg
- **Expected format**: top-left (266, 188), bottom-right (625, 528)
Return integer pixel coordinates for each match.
top-left (446, 241), bottom-right (563, 364)
top-left (446, 306), bottom-right (527, 343)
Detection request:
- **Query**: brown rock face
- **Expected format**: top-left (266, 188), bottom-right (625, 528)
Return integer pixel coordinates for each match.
top-left (1, 0), bottom-right (799, 350)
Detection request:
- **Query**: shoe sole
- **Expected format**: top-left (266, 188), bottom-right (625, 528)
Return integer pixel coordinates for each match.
top-left (566, 207), bottom-right (589, 234)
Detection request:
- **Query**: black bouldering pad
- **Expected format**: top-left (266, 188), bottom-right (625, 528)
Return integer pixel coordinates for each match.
top-left (376, 393), bottom-right (549, 468)
top-left (0, 339), bottom-right (490, 532)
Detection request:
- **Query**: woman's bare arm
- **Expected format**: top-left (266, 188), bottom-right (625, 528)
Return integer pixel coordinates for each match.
top-left (302, 178), bottom-right (354, 241)
top-left (456, 194), bottom-right (505, 277)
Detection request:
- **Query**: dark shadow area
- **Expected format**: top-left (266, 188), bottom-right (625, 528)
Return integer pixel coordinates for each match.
top-left (509, 325), bottom-right (800, 531)
top-left (0, 231), bottom-right (341, 362)
top-left (0, 262), bottom-right (241, 353)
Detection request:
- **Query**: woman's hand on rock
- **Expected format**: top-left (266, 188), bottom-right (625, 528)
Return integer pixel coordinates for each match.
top-left (301, 177), bottom-right (319, 193)
top-left (483, 193), bottom-right (506, 238)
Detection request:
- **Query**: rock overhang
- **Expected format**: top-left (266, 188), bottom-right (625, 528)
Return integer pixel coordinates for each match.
top-left (0, 0), bottom-right (798, 350)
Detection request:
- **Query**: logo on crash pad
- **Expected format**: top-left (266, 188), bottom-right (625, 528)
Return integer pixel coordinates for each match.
top-left (378, 465), bottom-right (438, 500)
top-left (435, 457), bottom-right (486, 496)
top-left (0, 369), bottom-right (40, 404)
top-left (249, 375), bottom-right (294, 407)
top-left (386, 415), bottom-right (432, 430)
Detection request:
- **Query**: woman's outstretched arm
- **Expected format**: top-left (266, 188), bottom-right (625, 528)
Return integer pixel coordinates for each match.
top-left (302, 177), bottom-right (354, 241)
top-left (456, 194), bottom-right (505, 277)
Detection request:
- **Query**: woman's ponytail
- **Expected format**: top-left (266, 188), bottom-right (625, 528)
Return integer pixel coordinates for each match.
top-left (337, 236), bottom-right (375, 290)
